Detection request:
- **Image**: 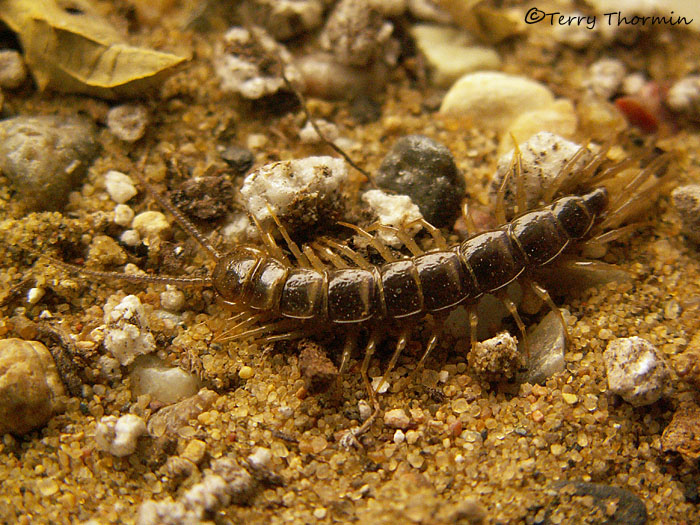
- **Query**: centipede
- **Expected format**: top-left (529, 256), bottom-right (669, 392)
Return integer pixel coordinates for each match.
top-left (44, 132), bottom-right (671, 445)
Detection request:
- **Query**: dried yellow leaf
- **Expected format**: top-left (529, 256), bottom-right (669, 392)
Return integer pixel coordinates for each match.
top-left (0, 0), bottom-right (188, 99)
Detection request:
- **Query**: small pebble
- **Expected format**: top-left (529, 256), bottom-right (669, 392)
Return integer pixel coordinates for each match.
top-left (147, 389), bottom-right (218, 438)
top-left (375, 135), bottom-right (464, 227)
top-left (550, 480), bottom-right (648, 525)
top-left (384, 408), bottom-right (410, 429)
top-left (0, 339), bottom-right (65, 435)
top-left (360, 189), bottom-right (422, 247)
top-left (393, 429), bottom-right (406, 445)
top-left (247, 0), bottom-right (324, 40)
top-left (238, 365), bottom-right (255, 380)
top-left (132, 211), bottom-right (170, 243)
top-left (103, 294), bottom-right (156, 366)
top-left (440, 72), bottom-right (555, 133)
top-left (0, 115), bottom-right (99, 211)
top-left (170, 175), bottom-right (235, 221)
top-left (247, 447), bottom-right (272, 470)
top-left (661, 402), bottom-right (700, 462)
top-left (468, 331), bottom-right (523, 382)
top-left (104, 170), bottom-right (138, 204)
top-left (518, 310), bottom-right (567, 385)
top-left (551, 12), bottom-right (594, 49)
top-left (219, 143), bottom-right (254, 174)
top-left (214, 26), bottom-right (301, 99)
top-left (0, 49), bottom-right (27, 89)
top-left (241, 156), bottom-right (348, 233)
top-left (88, 235), bottom-right (127, 266)
top-left (119, 229), bottom-right (142, 247)
top-left (358, 399), bottom-right (372, 421)
top-left (181, 439), bottom-right (207, 465)
top-left (298, 119), bottom-right (340, 144)
top-left (160, 285), bottom-right (186, 313)
top-left (501, 99), bottom-right (577, 155)
top-left (95, 414), bottom-right (147, 457)
top-left (130, 356), bottom-right (200, 404)
top-left (298, 340), bottom-right (338, 394)
top-left (26, 287), bottom-right (45, 305)
top-left (296, 52), bottom-right (387, 99)
top-left (604, 336), bottom-right (671, 406)
top-left (107, 104), bottom-right (149, 142)
top-left (320, 0), bottom-right (394, 68)
top-left (490, 132), bottom-right (592, 217)
top-left (583, 58), bottom-right (627, 99)
top-left (666, 75), bottom-right (700, 121)
top-left (114, 204), bottom-right (135, 227)
top-left (410, 24), bottom-right (501, 88)
top-left (672, 184), bottom-right (700, 245)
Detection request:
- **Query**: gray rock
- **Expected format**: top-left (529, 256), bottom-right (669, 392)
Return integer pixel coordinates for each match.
top-left (518, 310), bottom-right (566, 385)
top-left (0, 339), bottom-right (66, 435)
top-left (219, 143), bottom-right (254, 174)
top-left (0, 115), bottom-right (99, 211)
top-left (376, 135), bottom-right (464, 227)
top-left (107, 104), bottom-right (149, 142)
top-left (550, 481), bottom-right (647, 525)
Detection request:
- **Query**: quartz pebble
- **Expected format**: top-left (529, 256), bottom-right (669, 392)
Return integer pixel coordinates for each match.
top-left (384, 408), bottom-right (410, 429)
top-left (107, 104), bottom-right (149, 142)
top-left (361, 189), bottom-right (422, 247)
top-left (296, 52), bottom-right (387, 99)
top-left (490, 132), bottom-right (592, 217)
top-left (667, 75), bottom-right (700, 121)
top-left (240, 156), bottom-right (348, 233)
top-left (103, 294), bottom-right (156, 366)
top-left (440, 72), bottom-right (555, 132)
top-left (0, 339), bottom-right (65, 435)
top-left (104, 170), bottom-right (138, 204)
top-left (320, 0), bottom-right (394, 68)
top-left (376, 134), bottom-right (464, 227)
top-left (468, 331), bottom-right (523, 382)
top-left (0, 115), bottom-right (98, 211)
top-left (130, 356), bottom-right (200, 405)
top-left (518, 311), bottom-right (567, 385)
top-left (160, 286), bottom-right (185, 313)
top-left (583, 58), bottom-right (626, 99)
top-left (672, 184), bottom-right (700, 245)
top-left (95, 414), bottom-right (147, 457)
top-left (247, 0), bottom-right (324, 40)
top-left (410, 24), bottom-right (501, 88)
top-left (214, 27), bottom-right (301, 99)
top-left (0, 49), bottom-right (27, 89)
top-left (147, 389), bottom-right (218, 439)
top-left (132, 211), bottom-right (170, 243)
top-left (114, 204), bottom-right (135, 227)
top-left (604, 336), bottom-right (671, 406)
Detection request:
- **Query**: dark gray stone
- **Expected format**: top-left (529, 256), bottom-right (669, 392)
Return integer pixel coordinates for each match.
top-left (549, 481), bottom-right (648, 525)
top-left (376, 135), bottom-right (464, 227)
top-left (0, 115), bottom-right (99, 212)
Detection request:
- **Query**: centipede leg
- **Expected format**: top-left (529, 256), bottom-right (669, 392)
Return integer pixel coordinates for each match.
top-left (409, 316), bottom-right (444, 380)
top-left (265, 203), bottom-right (312, 268)
top-left (375, 327), bottom-right (410, 394)
top-left (468, 305), bottom-right (479, 354)
top-left (341, 329), bottom-right (380, 448)
top-left (338, 330), bottom-right (358, 375)
top-left (498, 290), bottom-right (529, 357)
top-left (527, 280), bottom-right (572, 349)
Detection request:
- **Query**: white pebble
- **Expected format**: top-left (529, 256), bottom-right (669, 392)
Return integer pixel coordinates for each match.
top-left (214, 27), bottom-right (301, 99)
top-left (107, 104), bottom-right (149, 142)
top-left (440, 72), bottom-right (554, 132)
top-left (622, 72), bottom-right (647, 96)
top-left (114, 204), bottom-right (135, 226)
top-left (104, 170), bottom-right (138, 204)
top-left (393, 429), bottom-right (406, 445)
top-left (241, 156), bottom-right (348, 230)
top-left (358, 399), bottom-right (372, 421)
top-left (247, 447), bottom-right (272, 470)
top-left (104, 295), bottom-right (155, 366)
top-left (438, 370), bottom-right (449, 383)
top-left (491, 132), bottom-right (592, 215)
top-left (384, 408), bottom-right (410, 429)
top-left (551, 12), bottom-right (594, 49)
top-left (120, 229), bottom-right (141, 247)
top-left (604, 336), bottom-right (671, 406)
top-left (371, 375), bottom-right (390, 394)
top-left (95, 414), bottom-right (147, 457)
top-left (130, 356), bottom-right (200, 405)
top-left (410, 24), bottom-right (501, 88)
top-left (298, 119), bottom-right (339, 144)
top-left (0, 50), bottom-right (27, 89)
top-left (583, 58), bottom-right (626, 99)
top-left (667, 75), bottom-right (700, 121)
top-left (361, 189), bottom-right (422, 247)
top-left (671, 184), bottom-right (700, 244)
top-left (98, 355), bottom-right (122, 382)
top-left (26, 287), bottom-right (45, 305)
top-left (132, 211), bottom-right (170, 242)
top-left (160, 285), bottom-right (185, 313)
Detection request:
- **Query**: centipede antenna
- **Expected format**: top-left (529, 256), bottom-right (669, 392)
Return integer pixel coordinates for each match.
top-left (244, 24), bottom-right (375, 187)
top-left (45, 255), bottom-right (212, 288)
top-left (131, 154), bottom-right (222, 260)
